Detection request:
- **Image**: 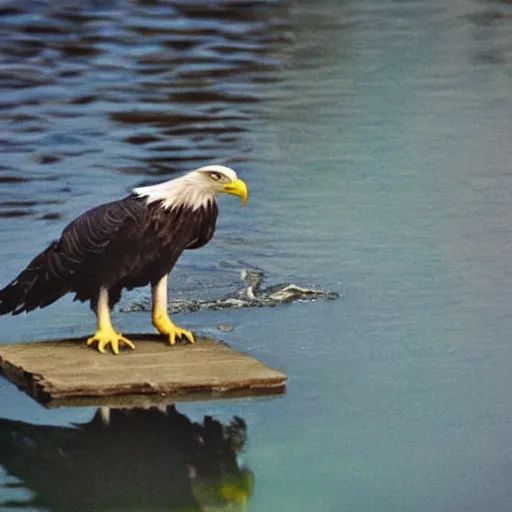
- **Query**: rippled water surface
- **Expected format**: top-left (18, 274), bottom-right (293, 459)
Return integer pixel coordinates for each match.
top-left (1, 0), bottom-right (512, 510)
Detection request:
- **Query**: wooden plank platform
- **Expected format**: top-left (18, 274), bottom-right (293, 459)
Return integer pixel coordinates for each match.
top-left (0, 335), bottom-right (286, 408)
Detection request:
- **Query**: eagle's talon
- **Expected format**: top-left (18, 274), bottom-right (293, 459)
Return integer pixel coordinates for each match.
top-left (86, 329), bottom-right (136, 355)
top-left (153, 314), bottom-right (194, 346)
top-left (182, 330), bottom-right (195, 344)
top-left (165, 326), bottom-right (195, 346)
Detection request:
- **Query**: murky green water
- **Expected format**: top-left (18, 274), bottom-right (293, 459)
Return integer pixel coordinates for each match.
top-left (1, 0), bottom-right (512, 510)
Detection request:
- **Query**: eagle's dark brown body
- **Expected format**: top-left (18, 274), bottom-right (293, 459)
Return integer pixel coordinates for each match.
top-left (0, 195), bottom-right (219, 314)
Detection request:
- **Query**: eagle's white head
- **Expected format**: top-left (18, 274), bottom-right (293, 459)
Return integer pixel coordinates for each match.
top-left (133, 165), bottom-right (248, 211)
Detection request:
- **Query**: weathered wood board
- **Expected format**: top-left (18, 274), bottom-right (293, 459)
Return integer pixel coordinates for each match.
top-left (0, 334), bottom-right (287, 408)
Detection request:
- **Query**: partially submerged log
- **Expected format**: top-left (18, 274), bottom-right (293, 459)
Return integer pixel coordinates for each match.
top-left (0, 335), bottom-right (286, 408)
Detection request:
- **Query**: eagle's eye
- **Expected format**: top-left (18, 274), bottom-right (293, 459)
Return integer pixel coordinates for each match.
top-left (210, 172), bottom-right (223, 181)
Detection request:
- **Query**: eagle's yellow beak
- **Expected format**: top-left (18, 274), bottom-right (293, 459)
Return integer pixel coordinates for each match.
top-left (223, 178), bottom-right (248, 206)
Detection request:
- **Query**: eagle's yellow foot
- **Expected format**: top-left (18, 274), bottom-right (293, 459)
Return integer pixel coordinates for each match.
top-left (153, 314), bottom-right (195, 345)
top-left (86, 328), bottom-right (136, 355)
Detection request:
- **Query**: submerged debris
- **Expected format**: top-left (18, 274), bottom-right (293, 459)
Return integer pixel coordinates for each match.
top-left (217, 324), bottom-right (234, 332)
top-left (123, 269), bottom-right (339, 314)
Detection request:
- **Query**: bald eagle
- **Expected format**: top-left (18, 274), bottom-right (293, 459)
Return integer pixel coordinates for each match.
top-left (0, 165), bottom-right (247, 354)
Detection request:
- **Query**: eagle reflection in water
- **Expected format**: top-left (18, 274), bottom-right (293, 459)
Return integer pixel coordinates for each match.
top-left (0, 406), bottom-right (253, 511)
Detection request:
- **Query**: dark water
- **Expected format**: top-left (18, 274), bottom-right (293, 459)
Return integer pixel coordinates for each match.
top-left (2, 0), bottom-right (512, 510)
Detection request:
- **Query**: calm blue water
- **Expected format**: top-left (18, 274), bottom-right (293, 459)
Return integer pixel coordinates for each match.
top-left (1, 0), bottom-right (512, 510)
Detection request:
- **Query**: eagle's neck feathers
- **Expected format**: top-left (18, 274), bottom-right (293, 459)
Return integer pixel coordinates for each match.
top-left (133, 173), bottom-right (216, 211)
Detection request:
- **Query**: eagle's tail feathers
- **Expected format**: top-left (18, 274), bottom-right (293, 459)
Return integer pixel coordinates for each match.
top-left (0, 243), bottom-right (71, 316)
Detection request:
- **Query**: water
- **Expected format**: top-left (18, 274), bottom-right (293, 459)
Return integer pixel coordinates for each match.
top-left (1, 0), bottom-right (512, 510)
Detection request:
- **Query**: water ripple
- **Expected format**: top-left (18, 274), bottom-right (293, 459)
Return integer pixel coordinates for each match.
top-left (0, 0), bottom-right (292, 217)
